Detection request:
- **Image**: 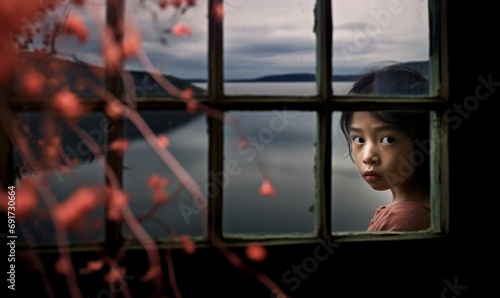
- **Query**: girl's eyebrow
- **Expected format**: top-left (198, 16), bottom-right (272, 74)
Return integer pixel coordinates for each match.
top-left (349, 125), bottom-right (397, 133)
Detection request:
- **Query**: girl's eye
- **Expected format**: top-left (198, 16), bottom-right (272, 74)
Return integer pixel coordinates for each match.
top-left (381, 136), bottom-right (395, 144)
top-left (351, 136), bottom-right (364, 144)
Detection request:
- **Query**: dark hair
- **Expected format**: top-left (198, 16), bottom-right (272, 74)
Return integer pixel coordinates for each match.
top-left (348, 62), bottom-right (429, 96)
top-left (339, 62), bottom-right (430, 191)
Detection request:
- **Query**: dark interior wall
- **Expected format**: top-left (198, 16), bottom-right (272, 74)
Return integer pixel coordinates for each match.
top-left (9, 1), bottom-right (498, 298)
top-left (443, 1), bottom-right (497, 297)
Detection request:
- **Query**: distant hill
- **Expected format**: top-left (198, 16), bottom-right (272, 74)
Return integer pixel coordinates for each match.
top-left (188, 61), bottom-right (429, 83)
top-left (11, 53), bottom-right (207, 98)
top-left (12, 53), bottom-right (205, 170)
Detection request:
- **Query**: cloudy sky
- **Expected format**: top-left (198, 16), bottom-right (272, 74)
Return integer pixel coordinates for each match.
top-left (57, 0), bottom-right (429, 80)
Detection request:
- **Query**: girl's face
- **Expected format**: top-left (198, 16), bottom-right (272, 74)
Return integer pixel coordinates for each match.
top-left (348, 112), bottom-right (416, 191)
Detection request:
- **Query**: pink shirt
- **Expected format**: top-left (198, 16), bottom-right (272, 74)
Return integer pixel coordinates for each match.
top-left (367, 201), bottom-right (430, 232)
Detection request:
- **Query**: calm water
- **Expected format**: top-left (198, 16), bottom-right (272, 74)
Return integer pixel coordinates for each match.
top-left (17, 82), bottom-right (393, 245)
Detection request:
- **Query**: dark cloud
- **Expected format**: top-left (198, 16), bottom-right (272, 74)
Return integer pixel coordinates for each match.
top-left (46, 0), bottom-right (429, 80)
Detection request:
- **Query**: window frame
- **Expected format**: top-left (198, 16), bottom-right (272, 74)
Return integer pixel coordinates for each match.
top-left (3, 0), bottom-right (449, 251)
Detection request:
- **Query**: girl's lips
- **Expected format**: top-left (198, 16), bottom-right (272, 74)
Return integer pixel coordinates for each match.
top-left (363, 171), bottom-right (381, 182)
top-left (364, 175), bottom-right (381, 182)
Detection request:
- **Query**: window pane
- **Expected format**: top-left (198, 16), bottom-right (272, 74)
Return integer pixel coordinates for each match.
top-left (332, 0), bottom-right (431, 96)
top-left (224, 0), bottom-right (317, 96)
top-left (124, 0), bottom-right (208, 98)
top-left (223, 111), bottom-right (316, 235)
top-left (332, 110), bottom-right (431, 232)
top-left (12, 112), bottom-right (107, 245)
top-left (122, 111), bottom-right (208, 239)
top-left (11, 2), bottom-right (106, 97)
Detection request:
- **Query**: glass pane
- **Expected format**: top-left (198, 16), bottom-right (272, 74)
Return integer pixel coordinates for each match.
top-left (332, 110), bottom-right (431, 232)
top-left (223, 111), bottom-right (316, 235)
top-left (122, 111), bottom-right (207, 239)
top-left (224, 0), bottom-right (317, 96)
top-left (11, 112), bottom-right (107, 245)
top-left (332, 0), bottom-right (431, 96)
top-left (11, 2), bottom-right (106, 97)
top-left (124, 0), bottom-right (208, 98)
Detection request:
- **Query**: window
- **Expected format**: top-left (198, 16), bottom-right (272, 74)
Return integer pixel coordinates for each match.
top-left (3, 0), bottom-right (448, 251)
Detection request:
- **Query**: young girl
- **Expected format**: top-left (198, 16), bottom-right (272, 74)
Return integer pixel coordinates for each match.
top-left (339, 63), bottom-right (431, 232)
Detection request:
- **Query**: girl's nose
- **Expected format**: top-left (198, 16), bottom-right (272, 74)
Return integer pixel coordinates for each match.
top-left (362, 143), bottom-right (380, 165)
